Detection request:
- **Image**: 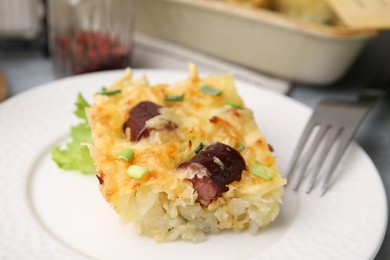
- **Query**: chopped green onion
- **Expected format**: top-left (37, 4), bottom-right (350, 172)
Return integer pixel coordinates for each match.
top-left (165, 95), bottom-right (184, 101)
top-left (195, 142), bottom-right (204, 154)
top-left (98, 87), bottom-right (122, 96)
top-left (200, 85), bottom-right (223, 96)
top-left (237, 145), bottom-right (245, 152)
top-left (117, 148), bottom-right (134, 162)
top-left (126, 165), bottom-right (149, 179)
top-left (250, 161), bottom-right (275, 180)
top-left (225, 100), bottom-right (241, 108)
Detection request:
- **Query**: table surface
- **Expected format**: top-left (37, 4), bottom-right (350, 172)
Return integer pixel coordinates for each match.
top-left (0, 32), bottom-right (389, 259)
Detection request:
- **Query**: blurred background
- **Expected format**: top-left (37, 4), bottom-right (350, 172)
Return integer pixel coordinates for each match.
top-left (0, 0), bottom-right (389, 258)
top-left (1, 0), bottom-right (390, 89)
top-left (1, 0), bottom-right (390, 94)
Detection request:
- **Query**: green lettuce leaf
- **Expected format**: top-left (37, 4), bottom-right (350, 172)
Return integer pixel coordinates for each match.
top-left (51, 93), bottom-right (96, 174)
top-left (74, 93), bottom-right (90, 121)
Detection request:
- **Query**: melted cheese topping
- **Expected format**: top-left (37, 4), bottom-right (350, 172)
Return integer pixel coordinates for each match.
top-left (87, 64), bottom-right (286, 241)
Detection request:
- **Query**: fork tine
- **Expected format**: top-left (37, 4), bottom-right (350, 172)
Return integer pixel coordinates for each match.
top-left (286, 98), bottom-right (373, 196)
top-left (305, 127), bottom-right (342, 193)
top-left (291, 125), bottom-right (328, 191)
top-left (320, 129), bottom-right (355, 196)
top-left (285, 119), bottom-right (316, 179)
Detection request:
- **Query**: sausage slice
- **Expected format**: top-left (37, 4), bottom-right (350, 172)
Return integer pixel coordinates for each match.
top-left (178, 142), bottom-right (246, 205)
top-left (123, 101), bottom-right (176, 141)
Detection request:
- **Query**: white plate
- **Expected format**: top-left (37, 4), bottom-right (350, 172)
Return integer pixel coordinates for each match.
top-left (0, 70), bottom-right (387, 260)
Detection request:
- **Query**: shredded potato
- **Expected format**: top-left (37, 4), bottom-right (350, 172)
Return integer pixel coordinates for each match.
top-left (87, 64), bottom-right (285, 242)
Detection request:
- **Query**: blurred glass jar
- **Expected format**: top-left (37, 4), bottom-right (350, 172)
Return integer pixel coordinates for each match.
top-left (48, 0), bottom-right (136, 77)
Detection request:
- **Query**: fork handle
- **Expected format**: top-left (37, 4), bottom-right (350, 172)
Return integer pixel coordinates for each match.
top-left (359, 66), bottom-right (390, 103)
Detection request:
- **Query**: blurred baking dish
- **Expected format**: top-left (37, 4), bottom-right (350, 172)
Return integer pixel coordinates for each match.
top-left (136, 0), bottom-right (377, 85)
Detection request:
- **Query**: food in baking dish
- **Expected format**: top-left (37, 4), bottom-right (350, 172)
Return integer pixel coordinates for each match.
top-left (226, 0), bottom-right (338, 25)
top-left (87, 64), bottom-right (286, 242)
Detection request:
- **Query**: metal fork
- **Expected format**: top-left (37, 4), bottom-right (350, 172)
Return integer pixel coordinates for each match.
top-left (285, 91), bottom-right (382, 196)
